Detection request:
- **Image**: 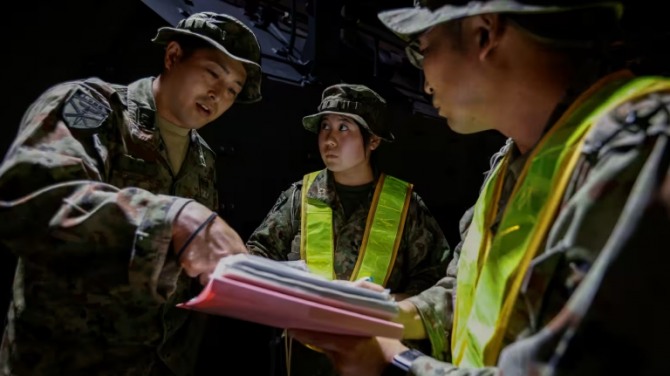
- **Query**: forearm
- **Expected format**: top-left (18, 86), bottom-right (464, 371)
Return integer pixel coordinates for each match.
top-left (0, 180), bottom-right (192, 300)
top-left (404, 275), bottom-right (456, 361)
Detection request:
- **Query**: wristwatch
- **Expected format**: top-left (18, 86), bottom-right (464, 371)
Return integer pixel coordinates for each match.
top-left (390, 348), bottom-right (425, 373)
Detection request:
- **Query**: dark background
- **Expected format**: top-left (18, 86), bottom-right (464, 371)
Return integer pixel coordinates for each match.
top-left (1, 0), bottom-right (668, 374)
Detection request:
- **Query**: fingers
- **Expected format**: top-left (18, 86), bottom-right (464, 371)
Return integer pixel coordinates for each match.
top-left (353, 280), bottom-right (386, 292)
top-left (288, 330), bottom-right (367, 353)
top-left (198, 272), bottom-right (212, 286)
top-left (332, 278), bottom-right (386, 293)
top-left (173, 202), bottom-right (248, 279)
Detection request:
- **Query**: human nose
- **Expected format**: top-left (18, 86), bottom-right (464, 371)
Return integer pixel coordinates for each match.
top-left (208, 87), bottom-right (219, 103)
top-left (209, 80), bottom-right (228, 103)
top-left (323, 131), bottom-right (337, 147)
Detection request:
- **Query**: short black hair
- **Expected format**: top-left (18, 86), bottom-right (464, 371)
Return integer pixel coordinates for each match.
top-left (506, 7), bottom-right (622, 53)
top-left (169, 34), bottom-right (218, 60)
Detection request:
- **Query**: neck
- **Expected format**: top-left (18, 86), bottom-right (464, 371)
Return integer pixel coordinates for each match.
top-left (152, 75), bottom-right (184, 128)
top-left (332, 164), bottom-right (375, 186)
top-left (492, 35), bottom-right (579, 155)
top-left (496, 82), bottom-right (566, 155)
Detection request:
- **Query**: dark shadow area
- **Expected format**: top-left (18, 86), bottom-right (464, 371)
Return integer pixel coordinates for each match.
top-left (2, 0), bottom-right (669, 374)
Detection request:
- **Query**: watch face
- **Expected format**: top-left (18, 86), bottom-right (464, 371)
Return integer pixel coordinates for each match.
top-left (391, 349), bottom-right (425, 372)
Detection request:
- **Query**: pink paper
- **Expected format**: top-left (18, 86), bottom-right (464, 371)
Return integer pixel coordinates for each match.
top-left (177, 276), bottom-right (404, 339)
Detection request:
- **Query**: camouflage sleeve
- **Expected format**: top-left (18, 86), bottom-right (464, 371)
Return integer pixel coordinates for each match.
top-left (498, 87), bottom-right (670, 375)
top-left (402, 197), bottom-right (472, 361)
top-left (246, 184), bottom-right (301, 260)
top-left (0, 81), bottom-right (191, 302)
top-left (400, 193), bottom-right (451, 295)
top-left (405, 247), bottom-right (458, 361)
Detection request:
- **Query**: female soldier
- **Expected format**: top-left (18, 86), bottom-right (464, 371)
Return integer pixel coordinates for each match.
top-left (246, 83), bottom-right (450, 376)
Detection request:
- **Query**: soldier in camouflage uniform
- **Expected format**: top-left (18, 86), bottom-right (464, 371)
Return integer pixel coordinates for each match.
top-left (0, 12), bottom-right (262, 376)
top-left (289, 1), bottom-right (670, 375)
top-left (247, 84), bottom-right (451, 376)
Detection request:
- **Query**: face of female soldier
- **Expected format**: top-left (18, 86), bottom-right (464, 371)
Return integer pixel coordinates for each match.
top-left (318, 114), bottom-right (379, 184)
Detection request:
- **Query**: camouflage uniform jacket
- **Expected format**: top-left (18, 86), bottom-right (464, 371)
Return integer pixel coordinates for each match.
top-left (406, 72), bottom-right (670, 375)
top-left (0, 76), bottom-right (218, 376)
top-left (247, 169), bottom-right (450, 295)
top-left (247, 169), bottom-right (451, 376)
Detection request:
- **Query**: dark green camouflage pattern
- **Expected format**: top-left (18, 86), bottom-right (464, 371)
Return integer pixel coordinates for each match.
top-left (302, 84), bottom-right (395, 141)
top-left (152, 11), bottom-right (262, 104)
top-left (403, 75), bottom-right (670, 375)
top-left (0, 76), bottom-right (218, 375)
top-left (247, 169), bottom-right (449, 292)
top-left (247, 169), bottom-right (451, 375)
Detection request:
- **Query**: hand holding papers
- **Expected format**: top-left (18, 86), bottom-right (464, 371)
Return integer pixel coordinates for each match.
top-left (177, 254), bottom-right (404, 338)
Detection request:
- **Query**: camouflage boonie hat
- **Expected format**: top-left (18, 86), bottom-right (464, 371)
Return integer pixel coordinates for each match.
top-left (378, 0), bottom-right (623, 68)
top-left (152, 12), bottom-right (262, 104)
top-left (303, 84), bottom-right (394, 142)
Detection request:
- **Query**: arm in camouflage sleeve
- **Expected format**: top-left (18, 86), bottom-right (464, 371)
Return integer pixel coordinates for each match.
top-left (491, 90), bottom-right (670, 375)
top-left (401, 193), bottom-right (452, 296)
top-left (246, 184), bottom-right (301, 260)
top-left (0, 81), bottom-right (192, 302)
top-left (401, 204), bottom-right (474, 360)
top-left (288, 329), bottom-right (501, 376)
top-left (401, 249), bottom-right (458, 361)
top-left (395, 193), bottom-right (453, 360)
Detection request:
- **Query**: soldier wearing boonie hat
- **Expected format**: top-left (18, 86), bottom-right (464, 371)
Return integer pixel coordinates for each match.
top-left (0, 11), bottom-right (260, 375)
top-left (378, 0), bottom-right (623, 68)
top-left (152, 11), bottom-right (263, 103)
top-left (247, 83), bottom-right (450, 376)
top-left (302, 83), bottom-right (395, 142)
top-left (288, 2), bottom-right (670, 376)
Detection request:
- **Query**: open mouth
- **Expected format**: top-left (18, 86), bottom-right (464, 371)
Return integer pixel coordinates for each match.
top-left (197, 102), bottom-right (212, 116)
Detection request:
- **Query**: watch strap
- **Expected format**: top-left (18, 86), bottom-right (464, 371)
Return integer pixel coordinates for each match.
top-left (391, 348), bottom-right (425, 372)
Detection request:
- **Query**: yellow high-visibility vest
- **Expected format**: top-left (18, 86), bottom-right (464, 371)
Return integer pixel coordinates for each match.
top-left (299, 170), bottom-right (412, 285)
top-left (452, 73), bottom-right (670, 367)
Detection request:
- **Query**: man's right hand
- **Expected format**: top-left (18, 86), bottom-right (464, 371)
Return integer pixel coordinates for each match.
top-left (172, 201), bottom-right (248, 285)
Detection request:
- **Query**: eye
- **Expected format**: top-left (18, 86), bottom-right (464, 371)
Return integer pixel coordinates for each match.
top-left (338, 123), bottom-right (349, 131)
top-left (227, 87), bottom-right (238, 97)
top-left (320, 122), bottom-right (331, 130)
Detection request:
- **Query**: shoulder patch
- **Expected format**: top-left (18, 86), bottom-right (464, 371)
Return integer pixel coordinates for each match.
top-left (62, 88), bottom-right (110, 129)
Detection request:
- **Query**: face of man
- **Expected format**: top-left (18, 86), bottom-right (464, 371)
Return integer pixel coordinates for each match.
top-left (157, 41), bottom-right (247, 130)
top-left (418, 19), bottom-right (497, 134)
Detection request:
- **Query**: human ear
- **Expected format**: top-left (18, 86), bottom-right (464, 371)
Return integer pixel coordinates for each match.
top-left (369, 136), bottom-right (381, 151)
top-left (472, 14), bottom-right (503, 61)
top-left (164, 41), bottom-right (183, 70)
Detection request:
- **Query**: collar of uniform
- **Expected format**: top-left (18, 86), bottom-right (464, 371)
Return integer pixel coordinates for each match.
top-left (305, 169), bottom-right (380, 207)
top-left (305, 169), bottom-right (337, 205)
top-left (127, 77), bottom-right (157, 130)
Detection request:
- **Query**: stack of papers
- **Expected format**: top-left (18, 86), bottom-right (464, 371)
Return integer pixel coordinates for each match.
top-left (177, 254), bottom-right (404, 338)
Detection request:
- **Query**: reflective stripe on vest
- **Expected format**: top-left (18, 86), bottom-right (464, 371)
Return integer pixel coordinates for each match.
top-left (299, 171), bottom-right (413, 285)
top-left (452, 73), bottom-right (670, 368)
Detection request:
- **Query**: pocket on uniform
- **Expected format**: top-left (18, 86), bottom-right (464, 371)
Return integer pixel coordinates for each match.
top-left (110, 154), bottom-right (160, 190)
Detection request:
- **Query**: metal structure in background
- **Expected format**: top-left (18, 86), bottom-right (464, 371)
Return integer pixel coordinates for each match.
top-left (143, 0), bottom-right (440, 118)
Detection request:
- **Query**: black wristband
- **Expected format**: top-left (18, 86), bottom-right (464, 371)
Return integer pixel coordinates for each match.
top-left (175, 212), bottom-right (218, 261)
